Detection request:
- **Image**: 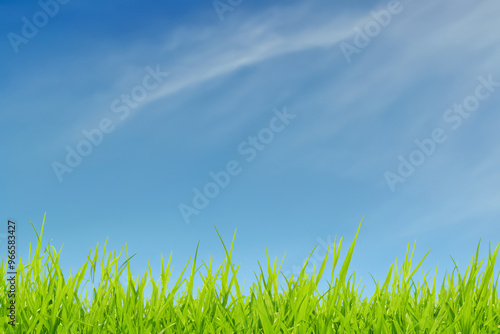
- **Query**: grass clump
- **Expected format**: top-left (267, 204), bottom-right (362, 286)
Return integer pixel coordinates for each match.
top-left (1, 215), bottom-right (499, 333)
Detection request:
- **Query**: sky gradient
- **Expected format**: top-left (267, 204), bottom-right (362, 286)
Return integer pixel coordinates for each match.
top-left (1, 0), bottom-right (500, 294)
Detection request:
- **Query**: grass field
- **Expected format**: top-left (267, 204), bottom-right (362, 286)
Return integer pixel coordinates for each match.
top-left (1, 216), bottom-right (499, 333)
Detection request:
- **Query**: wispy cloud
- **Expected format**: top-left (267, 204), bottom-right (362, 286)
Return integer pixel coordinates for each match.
top-left (145, 4), bottom-right (357, 106)
top-left (287, 0), bottom-right (500, 169)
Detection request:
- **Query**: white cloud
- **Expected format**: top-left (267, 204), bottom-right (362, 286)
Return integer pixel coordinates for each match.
top-left (286, 0), bottom-right (500, 171)
top-left (145, 4), bottom-right (358, 106)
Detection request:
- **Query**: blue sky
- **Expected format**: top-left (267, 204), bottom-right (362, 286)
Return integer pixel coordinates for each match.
top-left (1, 0), bottom-right (500, 294)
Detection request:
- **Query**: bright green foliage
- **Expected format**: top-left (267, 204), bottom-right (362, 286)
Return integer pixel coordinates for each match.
top-left (1, 215), bottom-right (499, 333)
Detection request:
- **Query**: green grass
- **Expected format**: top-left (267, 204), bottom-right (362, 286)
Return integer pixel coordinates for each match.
top-left (1, 215), bottom-right (499, 333)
